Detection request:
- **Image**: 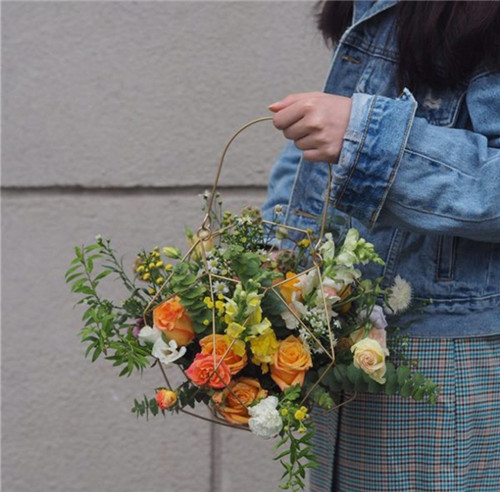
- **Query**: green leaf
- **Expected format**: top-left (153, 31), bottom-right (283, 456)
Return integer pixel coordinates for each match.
top-left (74, 246), bottom-right (83, 259)
top-left (400, 379), bottom-right (414, 398)
top-left (397, 366), bottom-right (411, 385)
top-left (65, 272), bottom-right (84, 283)
top-left (65, 264), bottom-right (82, 278)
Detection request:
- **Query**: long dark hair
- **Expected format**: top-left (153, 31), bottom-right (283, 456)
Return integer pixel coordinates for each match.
top-left (315, 1), bottom-right (500, 92)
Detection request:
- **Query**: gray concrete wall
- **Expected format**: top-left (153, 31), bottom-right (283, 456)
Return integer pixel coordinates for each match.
top-left (2, 2), bottom-right (330, 491)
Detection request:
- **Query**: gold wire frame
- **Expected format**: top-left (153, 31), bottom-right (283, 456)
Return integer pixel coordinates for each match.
top-left (143, 117), bottom-right (353, 430)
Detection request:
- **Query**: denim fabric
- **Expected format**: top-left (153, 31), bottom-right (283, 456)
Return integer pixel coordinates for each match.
top-left (261, 0), bottom-right (500, 338)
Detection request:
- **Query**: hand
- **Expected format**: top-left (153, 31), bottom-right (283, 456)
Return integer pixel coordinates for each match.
top-left (269, 92), bottom-right (352, 163)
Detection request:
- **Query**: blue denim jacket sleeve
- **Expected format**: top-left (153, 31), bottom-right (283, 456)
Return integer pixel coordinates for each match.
top-left (331, 71), bottom-right (500, 242)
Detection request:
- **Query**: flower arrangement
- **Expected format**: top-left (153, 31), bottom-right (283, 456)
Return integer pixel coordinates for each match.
top-left (66, 195), bottom-right (439, 491)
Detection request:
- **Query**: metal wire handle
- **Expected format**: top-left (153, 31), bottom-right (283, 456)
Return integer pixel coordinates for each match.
top-left (197, 115), bottom-right (334, 245)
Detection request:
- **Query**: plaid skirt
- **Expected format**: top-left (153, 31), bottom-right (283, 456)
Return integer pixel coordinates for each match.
top-left (310, 335), bottom-right (500, 492)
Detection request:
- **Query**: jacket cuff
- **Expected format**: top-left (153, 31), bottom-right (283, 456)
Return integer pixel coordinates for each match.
top-left (330, 88), bottom-right (418, 227)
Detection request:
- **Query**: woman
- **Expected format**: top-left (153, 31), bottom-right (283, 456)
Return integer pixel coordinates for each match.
top-left (261, 1), bottom-right (500, 491)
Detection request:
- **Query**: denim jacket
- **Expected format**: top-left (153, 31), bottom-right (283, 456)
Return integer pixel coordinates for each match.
top-left (261, 0), bottom-right (500, 338)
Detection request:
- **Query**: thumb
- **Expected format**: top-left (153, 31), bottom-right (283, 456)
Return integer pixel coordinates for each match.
top-left (268, 93), bottom-right (305, 112)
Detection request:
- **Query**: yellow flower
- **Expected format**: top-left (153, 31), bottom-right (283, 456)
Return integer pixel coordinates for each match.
top-left (294, 409), bottom-right (306, 421)
top-left (215, 300), bottom-right (225, 315)
top-left (248, 317), bottom-right (272, 338)
top-left (224, 299), bottom-right (238, 324)
top-left (165, 263), bottom-right (173, 271)
top-left (280, 408), bottom-right (288, 416)
top-left (250, 330), bottom-right (279, 372)
top-left (155, 260), bottom-right (164, 268)
top-left (204, 297), bottom-right (214, 309)
top-left (142, 273), bottom-right (151, 281)
top-left (149, 262), bottom-right (156, 269)
top-left (297, 238), bottom-right (310, 248)
top-left (277, 272), bottom-right (302, 305)
top-left (156, 277), bottom-right (164, 284)
top-left (203, 319), bottom-right (210, 326)
top-left (136, 265), bottom-right (145, 272)
top-left (148, 288), bottom-right (155, 295)
top-left (226, 322), bottom-right (246, 339)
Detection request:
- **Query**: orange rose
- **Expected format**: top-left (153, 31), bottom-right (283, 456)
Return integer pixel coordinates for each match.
top-left (156, 389), bottom-right (177, 410)
top-left (186, 353), bottom-right (232, 389)
top-left (270, 335), bottom-right (313, 391)
top-left (199, 334), bottom-right (247, 375)
top-left (212, 377), bottom-right (267, 425)
top-left (153, 296), bottom-right (195, 346)
top-left (275, 272), bottom-right (302, 305)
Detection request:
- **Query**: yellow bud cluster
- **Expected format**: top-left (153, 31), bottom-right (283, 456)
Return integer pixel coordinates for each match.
top-left (294, 406), bottom-right (308, 421)
top-left (203, 297), bottom-right (214, 309)
top-left (297, 238), bottom-right (310, 248)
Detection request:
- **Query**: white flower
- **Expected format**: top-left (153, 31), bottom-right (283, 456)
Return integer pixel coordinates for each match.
top-left (316, 277), bottom-right (341, 309)
top-left (152, 338), bottom-right (186, 366)
top-left (280, 295), bottom-right (308, 330)
top-left (213, 281), bottom-right (229, 295)
top-left (385, 275), bottom-right (412, 314)
top-left (296, 269), bottom-right (319, 298)
top-left (138, 325), bottom-right (162, 346)
top-left (206, 258), bottom-right (219, 273)
top-left (248, 396), bottom-right (283, 439)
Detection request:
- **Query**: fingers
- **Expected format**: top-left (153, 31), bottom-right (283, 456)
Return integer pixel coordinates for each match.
top-left (282, 121), bottom-right (310, 141)
top-left (271, 102), bottom-right (304, 131)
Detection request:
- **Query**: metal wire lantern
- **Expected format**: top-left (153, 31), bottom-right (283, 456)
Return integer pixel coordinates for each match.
top-left (142, 117), bottom-right (351, 430)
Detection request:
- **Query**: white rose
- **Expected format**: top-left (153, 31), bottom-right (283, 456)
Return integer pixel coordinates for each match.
top-left (248, 396), bottom-right (283, 439)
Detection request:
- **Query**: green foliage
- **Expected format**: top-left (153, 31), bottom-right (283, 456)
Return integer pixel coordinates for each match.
top-left (275, 386), bottom-right (317, 491)
top-left (66, 238), bottom-right (149, 377)
top-left (131, 394), bottom-right (160, 419)
top-left (169, 262), bottom-right (210, 334)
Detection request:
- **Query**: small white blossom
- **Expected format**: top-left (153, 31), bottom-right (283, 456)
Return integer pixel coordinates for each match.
top-left (248, 396), bottom-right (283, 439)
top-left (138, 325), bottom-right (162, 346)
top-left (206, 258), bottom-right (219, 273)
top-left (273, 204), bottom-right (284, 216)
top-left (152, 338), bottom-right (187, 366)
top-left (385, 275), bottom-right (412, 314)
top-left (213, 281), bottom-right (229, 295)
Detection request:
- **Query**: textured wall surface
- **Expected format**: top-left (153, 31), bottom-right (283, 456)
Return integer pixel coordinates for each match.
top-left (2, 2), bottom-right (329, 491)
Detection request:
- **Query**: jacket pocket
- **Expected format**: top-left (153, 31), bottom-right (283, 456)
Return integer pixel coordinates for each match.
top-left (413, 85), bottom-right (466, 127)
top-left (435, 235), bottom-right (458, 281)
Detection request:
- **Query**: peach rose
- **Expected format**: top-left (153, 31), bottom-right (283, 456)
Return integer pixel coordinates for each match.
top-left (270, 335), bottom-right (313, 391)
top-left (153, 296), bottom-right (195, 346)
top-left (212, 377), bottom-right (267, 425)
top-left (351, 338), bottom-right (387, 384)
top-left (199, 334), bottom-right (247, 375)
top-left (156, 389), bottom-right (177, 410)
top-left (186, 353), bottom-right (232, 389)
top-left (275, 272), bottom-right (302, 305)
